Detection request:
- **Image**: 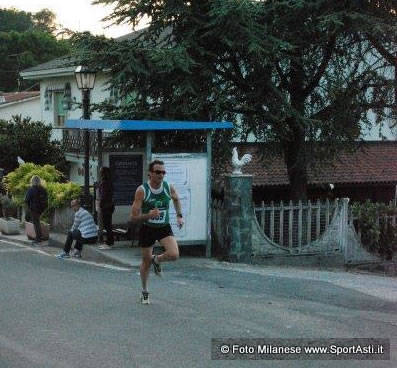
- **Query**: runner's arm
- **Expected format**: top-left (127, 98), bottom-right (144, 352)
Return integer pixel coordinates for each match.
top-left (170, 185), bottom-right (184, 227)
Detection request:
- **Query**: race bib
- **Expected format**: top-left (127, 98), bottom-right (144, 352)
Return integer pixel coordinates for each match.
top-left (148, 210), bottom-right (166, 224)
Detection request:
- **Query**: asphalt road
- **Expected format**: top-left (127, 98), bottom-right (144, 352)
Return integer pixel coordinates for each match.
top-left (0, 239), bottom-right (396, 368)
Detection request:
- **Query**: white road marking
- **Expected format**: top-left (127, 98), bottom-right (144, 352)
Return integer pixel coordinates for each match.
top-left (172, 280), bottom-right (188, 286)
top-left (0, 239), bottom-right (131, 272)
top-left (0, 248), bottom-right (31, 253)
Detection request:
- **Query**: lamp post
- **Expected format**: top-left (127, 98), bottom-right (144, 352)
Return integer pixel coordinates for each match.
top-left (75, 65), bottom-right (96, 212)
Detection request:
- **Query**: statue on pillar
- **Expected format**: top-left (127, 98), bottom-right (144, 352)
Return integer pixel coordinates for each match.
top-left (232, 147), bottom-right (252, 175)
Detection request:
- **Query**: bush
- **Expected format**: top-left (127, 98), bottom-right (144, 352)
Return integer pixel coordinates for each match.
top-left (351, 201), bottom-right (397, 260)
top-left (0, 193), bottom-right (17, 218)
top-left (0, 115), bottom-right (69, 175)
top-left (46, 181), bottom-right (81, 211)
top-left (4, 163), bottom-right (81, 218)
top-left (4, 163), bottom-right (62, 206)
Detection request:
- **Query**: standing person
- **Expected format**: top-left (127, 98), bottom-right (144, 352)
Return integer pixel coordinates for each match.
top-left (97, 167), bottom-right (115, 250)
top-left (130, 160), bottom-right (184, 305)
top-left (57, 199), bottom-right (98, 259)
top-left (25, 175), bottom-right (48, 244)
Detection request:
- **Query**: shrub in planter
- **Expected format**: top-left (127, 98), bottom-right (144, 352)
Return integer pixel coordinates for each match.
top-left (0, 194), bottom-right (17, 219)
top-left (4, 163), bottom-right (62, 207)
top-left (4, 163), bottom-right (81, 220)
top-left (352, 201), bottom-right (397, 260)
top-left (4, 163), bottom-right (81, 238)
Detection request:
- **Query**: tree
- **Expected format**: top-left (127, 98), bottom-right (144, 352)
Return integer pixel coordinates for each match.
top-left (0, 7), bottom-right (60, 34)
top-left (32, 8), bottom-right (59, 34)
top-left (74, 0), bottom-right (396, 199)
top-left (0, 7), bottom-right (33, 33)
top-left (0, 116), bottom-right (68, 175)
top-left (0, 8), bottom-right (70, 91)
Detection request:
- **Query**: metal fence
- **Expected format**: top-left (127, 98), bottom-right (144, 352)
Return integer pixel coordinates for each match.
top-left (254, 199), bottom-right (338, 248)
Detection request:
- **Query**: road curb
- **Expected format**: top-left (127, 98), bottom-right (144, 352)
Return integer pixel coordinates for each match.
top-left (0, 232), bottom-right (136, 269)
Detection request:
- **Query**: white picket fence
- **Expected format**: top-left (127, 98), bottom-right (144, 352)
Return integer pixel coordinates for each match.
top-left (211, 198), bottom-right (339, 250)
top-left (254, 199), bottom-right (338, 248)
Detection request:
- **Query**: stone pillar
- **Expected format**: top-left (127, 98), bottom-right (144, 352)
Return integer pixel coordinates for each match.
top-left (224, 174), bottom-right (253, 262)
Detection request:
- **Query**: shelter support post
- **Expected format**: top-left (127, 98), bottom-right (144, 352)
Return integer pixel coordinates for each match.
top-left (206, 130), bottom-right (212, 257)
top-left (145, 132), bottom-right (153, 178)
top-left (97, 129), bottom-right (103, 235)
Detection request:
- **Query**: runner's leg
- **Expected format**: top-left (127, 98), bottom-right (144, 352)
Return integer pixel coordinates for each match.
top-left (140, 246), bottom-right (153, 292)
top-left (157, 236), bottom-right (179, 263)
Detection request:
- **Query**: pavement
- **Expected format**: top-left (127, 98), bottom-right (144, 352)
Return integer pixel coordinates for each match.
top-left (0, 228), bottom-right (219, 271)
top-left (1, 224), bottom-right (397, 280)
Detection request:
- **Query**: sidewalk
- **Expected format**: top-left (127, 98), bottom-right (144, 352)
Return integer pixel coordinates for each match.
top-left (1, 227), bottom-right (396, 277)
top-left (0, 229), bottom-right (218, 270)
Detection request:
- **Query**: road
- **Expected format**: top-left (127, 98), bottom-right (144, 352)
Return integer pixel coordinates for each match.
top-left (0, 239), bottom-right (396, 368)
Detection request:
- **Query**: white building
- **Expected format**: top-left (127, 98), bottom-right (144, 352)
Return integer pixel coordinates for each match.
top-left (0, 91), bottom-right (41, 122)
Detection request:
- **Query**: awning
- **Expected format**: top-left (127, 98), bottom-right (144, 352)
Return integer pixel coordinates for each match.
top-left (65, 119), bottom-right (233, 131)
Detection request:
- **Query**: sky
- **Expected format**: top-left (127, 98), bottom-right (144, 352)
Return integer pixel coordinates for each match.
top-left (0, 0), bottom-right (136, 38)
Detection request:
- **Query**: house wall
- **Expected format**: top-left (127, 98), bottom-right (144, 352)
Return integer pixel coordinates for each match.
top-left (39, 74), bottom-right (110, 141)
top-left (0, 97), bottom-right (41, 122)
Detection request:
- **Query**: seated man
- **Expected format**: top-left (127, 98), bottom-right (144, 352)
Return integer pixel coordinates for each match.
top-left (57, 199), bottom-right (98, 259)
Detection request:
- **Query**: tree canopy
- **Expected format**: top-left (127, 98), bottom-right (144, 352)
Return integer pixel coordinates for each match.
top-left (0, 116), bottom-right (68, 175)
top-left (73, 0), bottom-right (396, 199)
top-left (0, 8), bottom-right (70, 92)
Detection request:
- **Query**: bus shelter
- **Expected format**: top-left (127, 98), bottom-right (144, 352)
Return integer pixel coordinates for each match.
top-left (65, 119), bottom-right (233, 256)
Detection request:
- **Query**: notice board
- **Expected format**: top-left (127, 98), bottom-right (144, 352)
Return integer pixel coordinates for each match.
top-left (152, 153), bottom-right (208, 243)
top-left (109, 155), bottom-right (143, 206)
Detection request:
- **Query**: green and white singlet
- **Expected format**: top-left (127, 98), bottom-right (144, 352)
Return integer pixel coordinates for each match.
top-left (141, 181), bottom-right (172, 228)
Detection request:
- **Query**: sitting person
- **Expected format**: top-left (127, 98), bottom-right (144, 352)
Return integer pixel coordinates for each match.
top-left (57, 199), bottom-right (98, 259)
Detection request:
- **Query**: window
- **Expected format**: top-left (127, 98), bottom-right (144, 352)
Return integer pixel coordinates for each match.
top-left (54, 92), bottom-right (65, 127)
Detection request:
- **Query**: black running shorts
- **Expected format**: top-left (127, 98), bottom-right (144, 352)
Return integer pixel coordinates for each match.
top-left (139, 224), bottom-right (174, 248)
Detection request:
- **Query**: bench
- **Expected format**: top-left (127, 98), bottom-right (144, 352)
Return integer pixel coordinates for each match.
top-left (101, 225), bottom-right (139, 246)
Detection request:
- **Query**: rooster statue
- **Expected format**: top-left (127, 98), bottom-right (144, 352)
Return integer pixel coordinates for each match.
top-left (17, 156), bottom-right (25, 166)
top-left (232, 147), bottom-right (252, 175)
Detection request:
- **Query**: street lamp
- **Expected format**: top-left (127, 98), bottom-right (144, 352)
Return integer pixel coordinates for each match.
top-left (75, 65), bottom-right (96, 212)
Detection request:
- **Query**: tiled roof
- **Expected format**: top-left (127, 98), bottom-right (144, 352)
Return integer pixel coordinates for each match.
top-left (226, 142), bottom-right (397, 186)
top-left (0, 91), bottom-right (40, 104)
top-left (21, 56), bottom-right (77, 73)
top-left (21, 27), bottom-right (170, 74)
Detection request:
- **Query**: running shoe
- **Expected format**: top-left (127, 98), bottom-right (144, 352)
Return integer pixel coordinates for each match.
top-left (56, 251), bottom-right (70, 259)
top-left (140, 291), bottom-right (150, 305)
top-left (152, 255), bottom-right (162, 277)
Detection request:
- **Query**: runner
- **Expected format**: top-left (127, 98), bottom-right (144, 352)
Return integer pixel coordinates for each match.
top-left (130, 160), bottom-right (184, 304)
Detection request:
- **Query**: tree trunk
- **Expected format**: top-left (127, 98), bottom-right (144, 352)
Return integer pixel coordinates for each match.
top-left (283, 123), bottom-right (308, 201)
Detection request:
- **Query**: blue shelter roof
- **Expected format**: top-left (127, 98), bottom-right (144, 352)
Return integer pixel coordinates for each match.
top-left (65, 119), bottom-right (233, 131)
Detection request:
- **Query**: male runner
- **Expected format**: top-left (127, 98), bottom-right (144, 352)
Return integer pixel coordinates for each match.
top-left (130, 160), bottom-right (184, 304)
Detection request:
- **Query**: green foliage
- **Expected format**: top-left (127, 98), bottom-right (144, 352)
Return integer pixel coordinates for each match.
top-left (0, 7), bottom-right (70, 91)
top-left (31, 9), bottom-right (59, 34)
top-left (4, 163), bottom-right (81, 215)
top-left (46, 182), bottom-right (81, 211)
top-left (0, 194), bottom-right (17, 209)
top-left (75, 0), bottom-right (396, 199)
top-left (0, 116), bottom-right (68, 175)
top-left (4, 163), bottom-right (62, 206)
top-left (0, 8), bottom-right (34, 32)
top-left (0, 193), bottom-right (17, 219)
top-left (351, 201), bottom-right (397, 260)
